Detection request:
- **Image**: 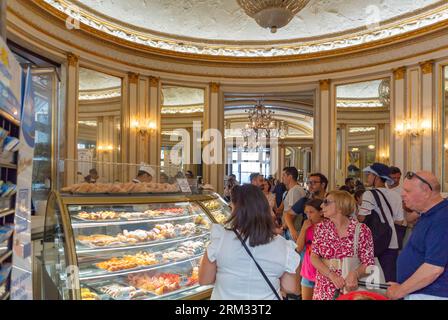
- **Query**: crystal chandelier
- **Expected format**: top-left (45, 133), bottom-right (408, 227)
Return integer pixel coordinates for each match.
top-left (237, 0), bottom-right (310, 33)
top-left (241, 102), bottom-right (288, 150)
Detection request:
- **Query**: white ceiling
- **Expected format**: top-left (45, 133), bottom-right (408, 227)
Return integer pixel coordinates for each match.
top-left (74, 0), bottom-right (441, 42)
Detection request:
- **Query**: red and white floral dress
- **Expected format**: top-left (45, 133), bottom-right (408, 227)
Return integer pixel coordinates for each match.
top-left (311, 218), bottom-right (375, 300)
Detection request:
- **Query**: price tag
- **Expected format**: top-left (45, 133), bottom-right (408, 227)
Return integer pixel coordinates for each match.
top-left (176, 178), bottom-right (192, 193)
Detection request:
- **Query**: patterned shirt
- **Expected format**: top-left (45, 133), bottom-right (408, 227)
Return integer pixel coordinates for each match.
top-left (311, 218), bottom-right (375, 300)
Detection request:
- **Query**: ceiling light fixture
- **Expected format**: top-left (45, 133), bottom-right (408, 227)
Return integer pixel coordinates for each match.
top-left (237, 0), bottom-right (310, 33)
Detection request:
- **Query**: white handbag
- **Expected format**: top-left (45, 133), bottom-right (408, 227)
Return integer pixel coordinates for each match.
top-left (341, 222), bottom-right (385, 293)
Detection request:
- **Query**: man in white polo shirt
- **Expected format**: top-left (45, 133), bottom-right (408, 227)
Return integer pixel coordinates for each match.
top-left (357, 163), bottom-right (404, 283)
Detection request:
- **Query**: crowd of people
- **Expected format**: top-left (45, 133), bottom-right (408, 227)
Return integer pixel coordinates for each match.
top-left (199, 163), bottom-right (448, 300)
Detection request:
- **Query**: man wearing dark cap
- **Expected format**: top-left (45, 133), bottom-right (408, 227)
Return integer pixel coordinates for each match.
top-left (357, 163), bottom-right (404, 283)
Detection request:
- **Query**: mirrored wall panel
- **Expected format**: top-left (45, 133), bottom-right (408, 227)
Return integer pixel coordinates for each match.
top-left (160, 85), bottom-right (204, 179)
top-left (77, 68), bottom-right (122, 183)
top-left (336, 78), bottom-right (391, 187)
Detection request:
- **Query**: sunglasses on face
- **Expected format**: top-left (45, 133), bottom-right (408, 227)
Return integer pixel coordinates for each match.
top-left (322, 198), bottom-right (335, 206)
top-left (405, 171), bottom-right (433, 191)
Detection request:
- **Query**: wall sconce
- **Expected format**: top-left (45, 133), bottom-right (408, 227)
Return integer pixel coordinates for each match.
top-left (97, 145), bottom-right (114, 152)
top-left (131, 119), bottom-right (157, 137)
top-left (395, 119), bottom-right (431, 137)
top-left (368, 145), bottom-right (375, 150)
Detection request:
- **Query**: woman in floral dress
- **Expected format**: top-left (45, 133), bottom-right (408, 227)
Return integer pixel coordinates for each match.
top-left (310, 190), bottom-right (375, 300)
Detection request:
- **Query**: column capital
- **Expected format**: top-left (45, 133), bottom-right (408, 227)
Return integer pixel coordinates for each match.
top-left (66, 52), bottom-right (79, 67)
top-left (128, 72), bottom-right (139, 84)
top-left (419, 60), bottom-right (434, 75)
top-left (319, 79), bottom-right (330, 91)
top-left (210, 82), bottom-right (220, 93)
top-left (149, 76), bottom-right (160, 87)
top-left (393, 67), bottom-right (406, 80)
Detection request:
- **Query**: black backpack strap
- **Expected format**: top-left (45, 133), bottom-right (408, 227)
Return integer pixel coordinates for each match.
top-left (369, 189), bottom-right (391, 224)
top-left (375, 189), bottom-right (394, 220)
top-left (233, 230), bottom-right (282, 300)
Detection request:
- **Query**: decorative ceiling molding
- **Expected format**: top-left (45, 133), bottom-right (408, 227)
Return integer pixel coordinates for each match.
top-left (348, 126), bottom-right (376, 133)
top-left (161, 104), bottom-right (204, 114)
top-left (337, 98), bottom-right (384, 108)
top-left (38, 0), bottom-right (448, 60)
top-left (79, 87), bottom-right (121, 100)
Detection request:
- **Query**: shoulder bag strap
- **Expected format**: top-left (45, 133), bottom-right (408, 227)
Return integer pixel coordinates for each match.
top-left (369, 189), bottom-right (390, 224)
top-left (233, 230), bottom-right (282, 300)
top-left (375, 189), bottom-right (394, 220)
top-left (353, 222), bottom-right (362, 257)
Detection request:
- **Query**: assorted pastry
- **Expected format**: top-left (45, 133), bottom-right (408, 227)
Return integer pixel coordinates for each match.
top-left (211, 212), bottom-right (228, 224)
top-left (81, 288), bottom-right (99, 300)
top-left (75, 207), bottom-right (189, 221)
top-left (95, 251), bottom-right (159, 272)
top-left (119, 207), bottom-right (186, 220)
top-left (194, 215), bottom-right (211, 228)
top-left (77, 234), bottom-right (122, 247)
top-left (76, 222), bottom-right (203, 248)
top-left (93, 238), bottom-right (206, 273)
top-left (99, 284), bottom-right (148, 300)
top-left (61, 182), bottom-right (180, 194)
top-left (202, 200), bottom-right (221, 211)
top-left (128, 272), bottom-right (181, 296)
top-left (186, 267), bottom-right (199, 286)
top-left (77, 211), bottom-right (120, 221)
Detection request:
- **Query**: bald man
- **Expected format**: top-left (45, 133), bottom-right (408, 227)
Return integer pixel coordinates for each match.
top-left (387, 171), bottom-right (448, 300)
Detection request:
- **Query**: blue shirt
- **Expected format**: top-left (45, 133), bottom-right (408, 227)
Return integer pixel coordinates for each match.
top-left (397, 199), bottom-right (448, 297)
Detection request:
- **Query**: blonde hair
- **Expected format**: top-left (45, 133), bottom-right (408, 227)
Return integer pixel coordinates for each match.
top-left (327, 190), bottom-right (356, 217)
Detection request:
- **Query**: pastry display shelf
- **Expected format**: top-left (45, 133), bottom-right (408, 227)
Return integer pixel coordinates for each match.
top-left (0, 250), bottom-right (12, 264)
top-left (42, 191), bottom-right (230, 300)
top-left (0, 209), bottom-right (14, 219)
top-left (78, 252), bottom-right (204, 281)
top-left (76, 232), bottom-right (209, 254)
top-left (71, 213), bottom-right (204, 229)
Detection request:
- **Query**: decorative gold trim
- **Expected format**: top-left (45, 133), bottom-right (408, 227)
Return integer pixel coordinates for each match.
top-left (149, 76), bottom-right (159, 87)
top-left (210, 82), bottom-right (220, 93)
top-left (420, 60), bottom-right (434, 74)
top-left (30, 0), bottom-right (448, 63)
top-left (128, 72), bottom-right (139, 84)
top-left (8, 6), bottom-right (448, 79)
top-left (393, 67), bottom-right (406, 80)
top-left (66, 52), bottom-right (78, 66)
top-left (320, 80), bottom-right (330, 91)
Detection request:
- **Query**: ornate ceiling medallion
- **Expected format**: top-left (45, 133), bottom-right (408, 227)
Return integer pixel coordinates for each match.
top-left (237, 0), bottom-right (310, 33)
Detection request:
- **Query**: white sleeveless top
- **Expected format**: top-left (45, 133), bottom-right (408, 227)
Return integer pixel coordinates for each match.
top-left (206, 224), bottom-right (300, 300)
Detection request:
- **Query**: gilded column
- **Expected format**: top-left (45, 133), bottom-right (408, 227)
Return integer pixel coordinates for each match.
top-left (65, 52), bottom-right (79, 186)
top-left (316, 79), bottom-right (333, 187)
top-left (392, 67), bottom-right (406, 171)
top-left (420, 60), bottom-right (434, 171)
top-left (127, 72), bottom-right (139, 180)
top-left (408, 67), bottom-right (422, 172)
top-left (148, 76), bottom-right (161, 179)
top-left (204, 82), bottom-right (224, 193)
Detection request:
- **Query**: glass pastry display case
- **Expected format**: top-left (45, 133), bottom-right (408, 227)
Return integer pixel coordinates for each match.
top-left (42, 190), bottom-right (232, 300)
